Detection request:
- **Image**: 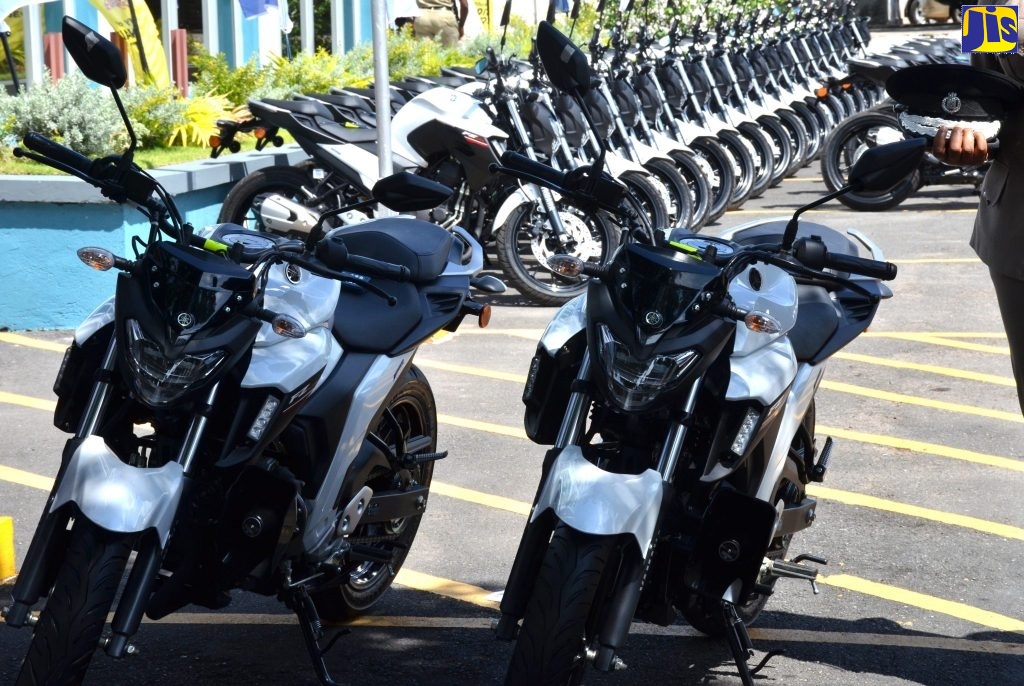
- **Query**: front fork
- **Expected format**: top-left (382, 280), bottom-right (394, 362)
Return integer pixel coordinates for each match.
top-left (5, 334), bottom-right (217, 657)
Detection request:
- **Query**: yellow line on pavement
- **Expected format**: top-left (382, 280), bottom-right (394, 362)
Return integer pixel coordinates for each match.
top-left (833, 351), bottom-right (1016, 387)
top-left (431, 481), bottom-right (530, 516)
top-left (819, 574), bottom-right (1024, 633)
top-left (820, 380), bottom-right (1023, 423)
top-left (0, 332), bottom-right (68, 353)
top-left (0, 465), bottom-right (53, 491)
top-left (817, 425), bottom-right (1024, 471)
top-left (806, 485), bottom-right (1024, 540)
top-left (417, 359), bottom-right (527, 383)
top-left (861, 332), bottom-right (1009, 355)
top-left (0, 391), bottom-right (56, 412)
top-left (437, 413), bottom-right (527, 439)
top-left (393, 568), bottom-right (500, 609)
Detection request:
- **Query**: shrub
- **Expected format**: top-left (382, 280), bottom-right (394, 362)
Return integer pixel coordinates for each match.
top-left (0, 71), bottom-right (125, 157)
top-left (189, 47), bottom-right (267, 108)
top-left (121, 84), bottom-right (189, 148)
top-left (167, 93), bottom-right (232, 147)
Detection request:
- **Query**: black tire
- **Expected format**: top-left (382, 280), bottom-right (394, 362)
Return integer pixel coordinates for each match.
top-left (774, 109), bottom-right (811, 177)
top-left (504, 526), bottom-right (616, 686)
top-left (690, 137), bottom-right (737, 225)
top-left (680, 404), bottom-right (815, 637)
top-left (619, 170), bottom-right (670, 234)
top-left (218, 165), bottom-right (314, 230)
top-left (311, 366), bottom-right (437, 620)
top-left (755, 116), bottom-right (796, 187)
top-left (737, 122), bottom-right (776, 199)
top-left (16, 518), bottom-right (132, 686)
top-left (820, 110), bottom-right (918, 211)
top-left (906, 0), bottom-right (926, 24)
top-left (791, 101), bottom-right (825, 162)
top-left (643, 158), bottom-right (694, 231)
top-left (669, 150), bottom-right (713, 232)
top-left (718, 129), bottom-right (756, 210)
top-left (495, 201), bottom-right (617, 306)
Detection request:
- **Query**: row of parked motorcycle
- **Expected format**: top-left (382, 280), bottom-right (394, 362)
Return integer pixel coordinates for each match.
top-left (3, 4), bottom-right (947, 686)
top-left (206, 0), bottom-right (964, 307)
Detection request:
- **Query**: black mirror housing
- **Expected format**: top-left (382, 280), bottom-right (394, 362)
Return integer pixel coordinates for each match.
top-left (62, 15), bottom-right (127, 89)
top-left (536, 21), bottom-right (593, 95)
top-left (849, 138), bottom-right (928, 193)
top-left (372, 172), bottom-right (452, 212)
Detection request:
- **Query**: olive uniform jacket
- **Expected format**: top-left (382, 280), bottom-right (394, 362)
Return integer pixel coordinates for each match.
top-left (971, 51), bottom-right (1024, 280)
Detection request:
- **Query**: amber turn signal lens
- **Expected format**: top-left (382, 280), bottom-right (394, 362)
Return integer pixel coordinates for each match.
top-left (814, 87), bottom-right (829, 98)
top-left (209, 135), bottom-right (222, 148)
top-left (254, 127), bottom-right (267, 139)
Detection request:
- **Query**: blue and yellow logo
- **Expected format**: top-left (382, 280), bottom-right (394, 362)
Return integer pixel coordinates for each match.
top-left (962, 5), bottom-right (1019, 53)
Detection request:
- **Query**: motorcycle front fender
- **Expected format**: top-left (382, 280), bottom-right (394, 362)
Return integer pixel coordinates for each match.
top-left (531, 445), bottom-right (663, 556)
top-left (492, 184), bottom-right (542, 230)
top-left (50, 435), bottom-right (184, 545)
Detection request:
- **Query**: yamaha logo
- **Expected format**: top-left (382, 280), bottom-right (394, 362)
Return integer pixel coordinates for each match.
top-left (176, 312), bottom-right (195, 328)
top-left (941, 92), bottom-right (962, 115)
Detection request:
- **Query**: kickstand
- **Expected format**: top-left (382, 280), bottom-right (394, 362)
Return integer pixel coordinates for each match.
top-left (292, 587), bottom-right (350, 686)
top-left (721, 601), bottom-right (784, 685)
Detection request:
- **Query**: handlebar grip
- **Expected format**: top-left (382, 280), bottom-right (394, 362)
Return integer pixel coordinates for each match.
top-left (315, 234), bottom-right (410, 282)
top-left (825, 251), bottom-right (898, 281)
top-left (499, 151), bottom-right (569, 189)
top-left (22, 131), bottom-right (93, 176)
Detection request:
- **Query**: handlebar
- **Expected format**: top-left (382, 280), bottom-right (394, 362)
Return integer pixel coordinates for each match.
top-left (792, 237), bottom-right (897, 281)
top-left (314, 233), bottom-right (411, 282)
top-left (22, 132), bottom-right (94, 176)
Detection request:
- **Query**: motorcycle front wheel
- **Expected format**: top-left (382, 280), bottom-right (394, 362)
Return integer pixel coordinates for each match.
top-left (820, 109), bottom-right (919, 211)
top-left (15, 517), bottom-right (132, 686)
top-left (495, 201), bottom-right (617, 306)
top-left (504, 526), bottom-right (616, 686)
top-left (311, 366), bottom-right (437, 620)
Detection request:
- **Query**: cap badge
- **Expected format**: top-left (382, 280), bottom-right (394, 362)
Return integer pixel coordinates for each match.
top-left (941, 92), bottom-right (962, 115)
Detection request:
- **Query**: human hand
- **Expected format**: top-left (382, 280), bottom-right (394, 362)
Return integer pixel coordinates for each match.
top-left (932, 125), bottom-right (989, 167)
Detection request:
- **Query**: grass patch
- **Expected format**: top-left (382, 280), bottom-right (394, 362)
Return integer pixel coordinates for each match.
top-left (0, 145), bottom-right (213, 175)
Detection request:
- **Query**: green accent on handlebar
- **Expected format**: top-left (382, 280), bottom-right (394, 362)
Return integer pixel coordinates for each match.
top-left (668, 240), bottom-right (703, 260)
top-left (202, 238), bottom-right (229, 255)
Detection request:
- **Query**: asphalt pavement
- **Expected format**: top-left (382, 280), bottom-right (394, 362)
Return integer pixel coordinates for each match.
top-left (3, 24), bottom-right (1023, 686)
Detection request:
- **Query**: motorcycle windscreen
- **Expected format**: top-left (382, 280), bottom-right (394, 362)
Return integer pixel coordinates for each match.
top-left (613, 244), bottom-right (719, 335)
top-left (685, 488), bottom-right (778, 603)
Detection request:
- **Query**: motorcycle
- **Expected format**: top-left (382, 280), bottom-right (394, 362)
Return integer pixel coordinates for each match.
top-left (492, 20), bottom-right (928, 686)
top-left (2, 17), bottom-right (500, 686)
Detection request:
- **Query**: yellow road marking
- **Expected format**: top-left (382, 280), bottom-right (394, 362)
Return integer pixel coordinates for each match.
top-left (0, 465), bottom-right (53, 491)
top-left (0, 391), bottom-right (56, 412)
top-left (817, 425), bottom-right (1024, 471)
top-left (418, 358), bottom-right (527, 383)
top-left (430, 481), bottom-right (530, 516)
top-left (833, 351), bottom-right (1016, 387)
top-left (820, 380), bottom-right (1023, 423)
top-left (0, 332), bottom-right (68, 353)
top-left (393, 568), bottom-right (500, 608)
top-left (861, 332), bottom-right (1009, 355)
top-left (437, 413), bottom-right (527, 439)
top-left (806, 485), bottom-right (1024, 540)
top-left (819, 574), bottom-right (1024, 633)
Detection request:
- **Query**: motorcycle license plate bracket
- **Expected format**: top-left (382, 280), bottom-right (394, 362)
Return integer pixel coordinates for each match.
top-left (689, 489), bottom-right (777, 603)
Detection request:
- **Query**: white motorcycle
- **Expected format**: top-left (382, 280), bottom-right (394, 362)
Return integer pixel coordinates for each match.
top-left (492, 19), bottom-right (928, 686)
top-left (3, 17), bottom-right (500, 686)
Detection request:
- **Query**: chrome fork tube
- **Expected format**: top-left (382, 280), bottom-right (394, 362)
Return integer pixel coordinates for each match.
top-left (554, 350), bottom-right (592, 449)
top-left (176, 382), bottom-right (220, 474)
top-left (76, 335), bottom-right (119, 439)
top-left (655, 379), bottom-right (701, 480)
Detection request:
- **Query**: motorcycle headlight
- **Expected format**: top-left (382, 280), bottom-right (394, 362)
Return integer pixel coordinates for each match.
top-left (125, 319), bottom-right (227, 406)
top-left (596, 324), bottom-right (700, 411)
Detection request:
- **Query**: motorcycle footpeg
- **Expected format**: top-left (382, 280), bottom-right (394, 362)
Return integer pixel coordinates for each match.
top-left (399, 450), bottom-right (448, 469)
top-left (810, 436), bottom-right (834, 482)
top-left (766, 554), bottom-right (828, 594)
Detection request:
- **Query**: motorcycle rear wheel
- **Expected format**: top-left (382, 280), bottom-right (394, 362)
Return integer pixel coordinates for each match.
top-left (619, 170), bottom-right (670, 233)
top-left (217, 164), bottom-right (315, 230)
top-left (15, 517), bottom-right (132, 686)
top-left (643, 158), bottom-right (694, 232)
top-left (495, 201), bottom-right (617, 306)
top-left (669, 150), bottom-right (713, 232)
top-left (504, 526), bottom-right (616, 686)
top-left (311, 366), bottom-right (437, 620)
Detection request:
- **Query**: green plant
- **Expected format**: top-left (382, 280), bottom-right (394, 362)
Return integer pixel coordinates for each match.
top-left (121, 84), bottom-right (189, 148)
top-left (189, 46), bottom-right (267, 108)
top-left (0, 71), bottom-right (125, 157)
top-left (167, 93), bottom-right (232, 147)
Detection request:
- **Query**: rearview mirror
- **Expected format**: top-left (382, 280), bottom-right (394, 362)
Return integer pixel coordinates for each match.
top-left (62, 15), bottom-right (127, 89)
top-left (372, 172), bottom-right (452, 212)
top-left (848, 138), bottom-right (927, 193)
top-left (536, 21), bottom-right (593, 95)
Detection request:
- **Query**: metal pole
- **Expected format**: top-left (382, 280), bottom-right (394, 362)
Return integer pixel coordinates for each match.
top-left (0, 19), bottom-right (19, 92)
top-left (371, 0), bottom-right (393, 179)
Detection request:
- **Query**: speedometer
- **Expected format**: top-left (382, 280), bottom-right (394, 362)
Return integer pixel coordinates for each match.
top-left (220, 232), bottom-right (277, 252)
top-left (669, 236), bottom-right (737, 261)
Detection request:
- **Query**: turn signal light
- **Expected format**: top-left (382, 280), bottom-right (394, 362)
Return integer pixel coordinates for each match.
top-left (209, 134), bottom-right (222, 148)
top-left (814, 86), bottom-right (829, 98)
top-left (254, 127), bottom-right (267, 140)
